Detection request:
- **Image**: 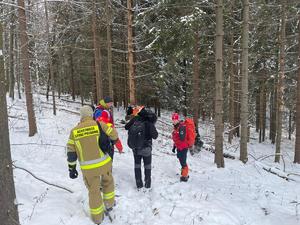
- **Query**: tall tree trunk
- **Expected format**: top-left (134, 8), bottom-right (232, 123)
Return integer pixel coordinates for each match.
top-left (271, 77), bottom-right (277, 143)
top-left (256, 88), bottom-right (260, 132)
top-left (214, 0), bottom-right (224, 168)
top-left (127, 0), bottom-right (136, 105)
top-left (192, 31), bottom-right (200, 130)
top-left (69, 48), bottom-right (75, 101)
top-left (275, 0), bottom-right (286, 163)
top-left (3, 21), bottom-right (9, 93)
top-left (9, 17), bottom-right (15, 100)
top-left (240, 0), bottom-right (249, 163)
top-left (106, 0), bottom-right (113, 100)
top-left (17, 0), bottom-right (37, 136)
top-left (15, 35), bottom-right (21, 99)
top-left (262, 86), bottom-right (266, 142)
top-left (228, 29), bottom-right (235, 144)
top-left (288, 110), bottom-right (292, 140)
top-left (294, 14), bottom-right (300, 164)
top-left (44, 0), bottom-right (56, 115)
top-left (259, 79), bottom-right (266, 143)
top-left (269, 90), bottom-right (273, 140)
top-left (93, 0), bottom-right (103, 103)
top-left (0, 21), bottom-right (20, 225)
top-left (234, 55), bottom-right (241, 137)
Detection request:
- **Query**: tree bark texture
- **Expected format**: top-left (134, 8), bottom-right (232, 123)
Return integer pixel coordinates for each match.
top-left (93, 0), bottom-right (103, 103)
top-left (0, 22), bottom-right (20, 225)
top-left (240, 0), bottom-right (249, 163)
top-left (17, 0), bottom-right (37, 136)
top-left (127, 0), bottom-right (136, 105)
top-left (294, 14), bottom-right (300, 164)
top-left (275, 0), bottom-right (286, 163)
top-left (214, 0), bottom-right (225, 168)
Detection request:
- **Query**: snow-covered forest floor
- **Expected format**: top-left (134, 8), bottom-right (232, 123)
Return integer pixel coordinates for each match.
top-left (8, 95), bottom-right (300, 225)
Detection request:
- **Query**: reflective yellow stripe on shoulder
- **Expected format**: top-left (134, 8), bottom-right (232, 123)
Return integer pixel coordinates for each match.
top-left (73, 125), bottom-right (99, 139)
top-left (106, 127), bottom-right (113, 135)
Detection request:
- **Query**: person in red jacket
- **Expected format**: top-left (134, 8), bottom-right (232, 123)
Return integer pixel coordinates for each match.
top-left (171, 113), bottom-right (189, 182)
top-left (97, 112), bottom-right (123, 159)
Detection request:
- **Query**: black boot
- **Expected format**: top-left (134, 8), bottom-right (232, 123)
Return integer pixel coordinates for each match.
top-left (135, 168), bottom-right (143, 188)
top-left (144, 169), bottom-right (151, 188)
top-left (180, 176), bottom-right (189, 182)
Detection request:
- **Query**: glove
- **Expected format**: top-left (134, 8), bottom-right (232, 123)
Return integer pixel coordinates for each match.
top-left (69, 168), bottom-right (78, 179)
top-left (115, 139), bottom-right (123, 153)
top-left (172, 146), bottom-right (176, 153)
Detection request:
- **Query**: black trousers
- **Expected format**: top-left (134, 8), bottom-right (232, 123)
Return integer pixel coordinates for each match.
top-left (177, 148), bottom-right (188, 168)
top-left (133, 153), bottom-right (152, 188)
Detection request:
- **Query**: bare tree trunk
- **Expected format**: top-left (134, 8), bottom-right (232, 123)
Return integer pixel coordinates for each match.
top-left (9, 18), bottom-right (15, 100)
top-left (0, 21), bottom-right (20, 225)
top-left (228, 27), bottom-right (235, 144)
top-left (275, 0), bottom-right (286, 163)
top-left (259, 79), bottom-right (266, 143)
top-left (69, 48), bottom-right (75, 101)
top-left (192, 31), bottom-right (200, 130)
top-left (240, 0), bottom-right (249, 163)
top-left (262, 86), bottom-right (266, 142)
top-left (214, 0), bottom-right (224, 168)
top-left (106, 0), bottom-right (113, 100)
top-left (234, 57), bottom-right (241, 137)
top-left (127, 0), bottom-right (136, 105)
top-left (15, 34), bottom-right (21, 99)
top-left (93, 0), bottom-right (103, 103)
top-left (271, 77), bottom-right (277, 143)
top-left (44, 0), bottom-right (56, 115)
top-left (288, 110), bottom-right (292, 140)
top-left (17, 0), bottom-right (37, 136)
top-left (269, 90), bottom-right (273, 139)
top-left (46, 71), bottom-right (50, 101)
top-left (256, 89), bottom-right (260, 132)
top-left (294, 14), bottom-right (300, 164)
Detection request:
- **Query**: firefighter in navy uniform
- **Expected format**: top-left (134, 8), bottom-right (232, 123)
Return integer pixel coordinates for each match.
top-left (66, 106), bottom-right (121, 224)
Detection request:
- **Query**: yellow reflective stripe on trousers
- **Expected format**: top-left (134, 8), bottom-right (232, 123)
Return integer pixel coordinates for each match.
top-left (80, 155), bottom-right (111, 170)
top-left (75, 140), bottom-right (84, 161)
top-left (67, 139), bottom-right (75, 145)
top-left (90, 204), bottom-right (104, 215)
top-left (103, 191), bottom-right (115, 200)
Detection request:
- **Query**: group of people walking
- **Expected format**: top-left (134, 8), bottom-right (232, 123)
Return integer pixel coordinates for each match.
top-left (66, 96), bottom-right (196, 224)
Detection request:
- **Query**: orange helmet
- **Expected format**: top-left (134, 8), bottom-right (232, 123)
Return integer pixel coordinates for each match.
top-left (133, 105), bottom-right (144, 116)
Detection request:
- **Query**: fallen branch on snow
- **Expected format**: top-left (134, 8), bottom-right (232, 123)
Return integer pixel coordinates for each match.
top-left (12, 164), bottom-right (74, 193)
top-left (255, 161), bottom-right (295, 181)
top-left (257, 154), bottom-right (286, 172)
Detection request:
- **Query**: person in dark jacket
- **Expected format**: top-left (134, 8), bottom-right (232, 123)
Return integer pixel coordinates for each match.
top-left (125, 106), bottom-right (158, 189)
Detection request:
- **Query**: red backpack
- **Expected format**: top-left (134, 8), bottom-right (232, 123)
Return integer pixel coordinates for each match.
top-left (184, 118), bottom-right (196, 147)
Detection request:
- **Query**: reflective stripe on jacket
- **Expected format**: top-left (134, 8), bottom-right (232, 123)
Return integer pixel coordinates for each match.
top-left (67, 117), bottom-right (112, 170)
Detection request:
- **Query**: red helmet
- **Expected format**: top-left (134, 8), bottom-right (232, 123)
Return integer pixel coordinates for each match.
top-left (171, 113), bottom-right (179, 121)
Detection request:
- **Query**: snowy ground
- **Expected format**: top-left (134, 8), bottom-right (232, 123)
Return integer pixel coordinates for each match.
top-left (8, 95), bottom-right (300, 225)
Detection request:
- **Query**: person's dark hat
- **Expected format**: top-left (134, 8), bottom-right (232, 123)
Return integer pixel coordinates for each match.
top-left (103, 96), bottom-right (113, 103)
